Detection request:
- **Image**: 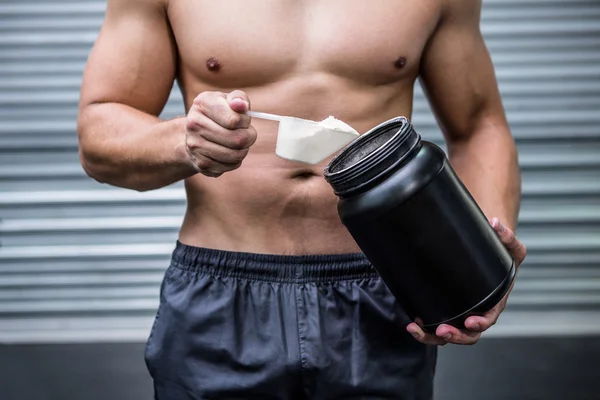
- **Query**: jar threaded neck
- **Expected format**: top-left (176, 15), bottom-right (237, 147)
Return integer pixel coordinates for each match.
top-left (324, 117), bottom-right (421, 198)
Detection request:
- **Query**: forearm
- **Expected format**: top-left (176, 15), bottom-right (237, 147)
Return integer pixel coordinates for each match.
top-left (447, 121), bottom-right (521, 230)
top-left (77, 102), bottom-right (197, 191)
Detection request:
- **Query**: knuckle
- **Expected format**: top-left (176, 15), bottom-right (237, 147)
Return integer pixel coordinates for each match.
top-left (417, 337), bottom-right (430, 345)
top-left (247, 126), bottom-right (258, 145)
top-left (518, 243), bottom-right (527, 260)
top-left (230, 148), bottom-right (249, 163)
top-left (186, 134), bottom-right (206, 151)
top-left (233, 131), bottom-right (254, 149)
top-left (193, 94), bottom-right (206, 107)
top-left (195, 92), bottom-right (225, 115)
top-left (227, 113), bottom-right (242, 128)
top-left (458, 335), bottom-right (474, 345)
top-left (186, 117), bottom-right (202, 132)
top-left (238, 147), bottom-right (250, 159)
top-left (195, 157), bottom-right (212, 170)
top-left (194, 91), bottom-right (214, 105)
top-left (233, 134), bottom-right (250, 150)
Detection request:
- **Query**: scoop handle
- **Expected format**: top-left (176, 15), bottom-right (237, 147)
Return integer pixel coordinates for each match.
top-left (247, 111), bottom-right (284, 122)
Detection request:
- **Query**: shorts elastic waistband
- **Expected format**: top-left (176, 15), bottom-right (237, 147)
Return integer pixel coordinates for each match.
top-left (170, 241), bottom-right (377, 283)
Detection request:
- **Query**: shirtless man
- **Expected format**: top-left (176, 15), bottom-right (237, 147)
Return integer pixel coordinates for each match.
top-left (77, 0), bottom-right (527, 398)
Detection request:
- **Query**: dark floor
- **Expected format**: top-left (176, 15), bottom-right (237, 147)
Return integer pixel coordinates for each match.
top-left (0, 337), bottom-right (597, 400)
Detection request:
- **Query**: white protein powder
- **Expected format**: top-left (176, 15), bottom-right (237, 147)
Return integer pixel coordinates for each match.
top-left (275, 115), bottom-right (359, 164)
top-left (318, 116), bottom-right (359, 134)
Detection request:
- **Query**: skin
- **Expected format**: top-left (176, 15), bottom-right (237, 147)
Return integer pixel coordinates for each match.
top-left (77, 0), bottom-right (526, 346)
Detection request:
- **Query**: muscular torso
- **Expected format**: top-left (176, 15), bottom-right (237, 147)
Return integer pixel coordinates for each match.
top-left (170, 0), bottom-right (442, 254)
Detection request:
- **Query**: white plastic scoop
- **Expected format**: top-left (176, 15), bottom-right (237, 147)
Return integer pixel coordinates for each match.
top-left (248, 111), bottom-right (360, 164)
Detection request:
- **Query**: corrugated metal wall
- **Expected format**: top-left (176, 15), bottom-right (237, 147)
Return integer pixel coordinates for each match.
top-left (1, 0), bottom-right (599, 343)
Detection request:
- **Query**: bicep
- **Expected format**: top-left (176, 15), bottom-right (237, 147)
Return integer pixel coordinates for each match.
top-left (79, 0), bottom-right (177, 116)
top-left (419, 0), bottom-right (505, 138)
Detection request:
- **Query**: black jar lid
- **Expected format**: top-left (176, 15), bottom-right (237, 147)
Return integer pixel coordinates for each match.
top-left (323, 116), bottom-right (421, 198)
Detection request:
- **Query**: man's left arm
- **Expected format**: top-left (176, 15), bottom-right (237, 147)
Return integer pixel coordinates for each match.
top-left (406, 0), bottom-right (527, 345)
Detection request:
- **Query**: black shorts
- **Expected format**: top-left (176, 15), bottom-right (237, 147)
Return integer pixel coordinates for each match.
top-left (144, 242), bottom-right (437, 399)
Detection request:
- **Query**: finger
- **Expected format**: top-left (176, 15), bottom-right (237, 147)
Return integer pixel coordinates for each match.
top-left (191, 137), bottom-right (249, 165)
top-left (187, 112), bottom-right (257, 150)
top-left (194, 91), bottom-right (250, 130)
top-left (490, 218), bottom-right (527, 264)
top-left (407, 323), bottom-right (447, 346)
top-left (436, 324), bottom-right (479, 339)
top-left (436, 324), bottom-right (481, 345)
top-left (190, 153), bottom-right (241, 177)
top-left (464, 314), bottom-right (496, 333)
top-left (227, 90), bottom-right (250, 114)
top-left (202, 169), bottom-right (223, 178)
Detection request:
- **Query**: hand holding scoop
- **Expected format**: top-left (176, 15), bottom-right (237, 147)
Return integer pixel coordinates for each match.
top-left (248, 111), bottom-right (360, 164)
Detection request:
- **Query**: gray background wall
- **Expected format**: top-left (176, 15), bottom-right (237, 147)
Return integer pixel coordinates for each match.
top-left (0, 0), bottom-right (599, 399)
top-left (1, 0), bottom-right (599, 343)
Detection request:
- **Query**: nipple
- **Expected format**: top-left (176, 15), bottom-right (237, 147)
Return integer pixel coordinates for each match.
top-left (206, 57), bottom-right (222, 72)
top-left (394, 56), bottom-right (407, 69)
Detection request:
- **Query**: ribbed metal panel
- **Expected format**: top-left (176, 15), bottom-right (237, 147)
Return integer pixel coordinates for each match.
top-left (1, 0), bottom-right (599, 343)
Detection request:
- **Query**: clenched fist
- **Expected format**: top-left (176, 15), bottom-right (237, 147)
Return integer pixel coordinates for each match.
top-left (186, 90), bottom-right (257, 178)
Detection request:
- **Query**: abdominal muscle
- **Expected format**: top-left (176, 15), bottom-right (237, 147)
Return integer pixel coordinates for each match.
top-left (178, 75), bottom-right (415, 255)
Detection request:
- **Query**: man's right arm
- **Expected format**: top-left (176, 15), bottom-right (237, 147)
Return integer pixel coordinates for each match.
top-left (77, 0), bottom-right (256, 191)
top-left (77, 0), bottom-right (194, 191)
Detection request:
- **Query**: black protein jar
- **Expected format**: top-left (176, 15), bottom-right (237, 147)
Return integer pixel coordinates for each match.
top-left (323, 117), bottom-right (516, 333)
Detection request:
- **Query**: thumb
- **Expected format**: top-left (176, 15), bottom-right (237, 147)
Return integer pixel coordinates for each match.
top-left (227, 90), bottom-right (250, 113)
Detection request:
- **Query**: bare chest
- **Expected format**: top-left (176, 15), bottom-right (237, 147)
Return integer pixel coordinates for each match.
top-left (168, 0), bottom-right (441, 88)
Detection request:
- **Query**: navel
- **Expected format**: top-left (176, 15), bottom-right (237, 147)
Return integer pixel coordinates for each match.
top-left (291, 170), bottom-right (318, 180)
top-left (206, 57), bottom-right (222, 72)
top-left (394, 56), bottom-right (407, 69)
